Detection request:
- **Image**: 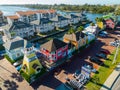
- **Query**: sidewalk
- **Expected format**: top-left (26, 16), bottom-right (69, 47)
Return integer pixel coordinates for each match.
top-left (100, 70), bottom-right (120, 90)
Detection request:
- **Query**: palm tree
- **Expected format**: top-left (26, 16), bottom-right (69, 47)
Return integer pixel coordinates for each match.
top-left (67, 27), bottom-right (75, 34)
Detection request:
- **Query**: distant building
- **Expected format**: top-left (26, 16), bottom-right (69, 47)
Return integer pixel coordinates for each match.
top-left (6, 15), bottom-right (19, 24)
top-left (3, 36), bottom-right (27, 60)
top-left (30, 18), bottom-right (55, 33)
top-left (21, 46), bottom-right (43, 76)
top-left (16, 10), bottom-right (37, 23)
top-left (63, 31), bottom-right (87, 49)
top-left (50, 15), bottom-right (69, 28)
top-left (2, 21), bottom-right (35, 39)
top-left (40, 38), bottom-right (68, 62)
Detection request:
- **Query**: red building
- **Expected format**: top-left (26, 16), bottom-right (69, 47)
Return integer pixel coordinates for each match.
top-left (105, 19), bottom-right (115, 29)
top-left (40, 39), bottom-right (68, 62)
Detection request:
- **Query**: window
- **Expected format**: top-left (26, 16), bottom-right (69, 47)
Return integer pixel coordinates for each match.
top-left (57, 50), bottom-right (62, 56)
top-left (17, 53), bottom-right (20, 57)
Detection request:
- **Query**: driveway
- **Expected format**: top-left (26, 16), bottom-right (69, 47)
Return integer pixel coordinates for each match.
top-left (0, 58), bottom-right (33, 90)
top-left (31, 30), bottom-right (120, 90)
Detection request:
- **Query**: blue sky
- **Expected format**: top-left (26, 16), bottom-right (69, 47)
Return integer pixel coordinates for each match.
top-left (0, 0), bottom-right (120, 5)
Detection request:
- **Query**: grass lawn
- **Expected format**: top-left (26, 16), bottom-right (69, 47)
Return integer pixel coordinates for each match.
top-left (86, 48), bottom-right (120, 90)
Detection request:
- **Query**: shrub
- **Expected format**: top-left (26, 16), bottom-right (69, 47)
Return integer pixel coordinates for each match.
top-left (4, 54), bottom-right (15, 64)
top-left (20, 70), bottom-right (30, 83)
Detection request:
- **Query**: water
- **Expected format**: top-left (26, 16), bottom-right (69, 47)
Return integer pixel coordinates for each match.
top-left (0, 5), bottom-right (120, 21)
top-left (0, 5), bottom-right (32, 16)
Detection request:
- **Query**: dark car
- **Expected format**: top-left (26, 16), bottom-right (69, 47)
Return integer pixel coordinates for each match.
top-left (89, 57), bottom-right (103, 65)
top-left (96, 53), bottom-right (107, 59)
top-left (100, 49), bottom-right (111, 55)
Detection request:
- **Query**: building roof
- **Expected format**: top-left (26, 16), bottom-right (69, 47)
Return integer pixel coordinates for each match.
top-left (2, 21), bottom-right (32, 31)
top-left (6, 15), bottom-right (19, 20)
top-left (50, 15), bottom-right (68, 22)
top-left (35, 10), bottom-right (48, 14)
top-left (63, 31), bottom-right (85, 42)
top-left (40, 38), bottom-right (67, 52)
top-left (3, 36), bottom-right (25, 50)
top-left (48, 9), bottom-right (56, 13)
top-left (16, 10), bottom-right (36, 16)
top-left (30, 18), bottom-right (52, 25)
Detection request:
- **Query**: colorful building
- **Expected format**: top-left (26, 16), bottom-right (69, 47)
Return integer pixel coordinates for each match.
top-left (63, 31), bottom-right (87, 49)
top-left (21, 46), bottom-right (43, 76)
top-left (3, 36), bottom-right (26, 60)
top-left (40, 38), bottom-right (68, 63)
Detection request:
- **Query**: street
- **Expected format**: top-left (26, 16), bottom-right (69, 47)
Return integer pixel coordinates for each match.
top-left (112, 75), bottom-right (120, 90)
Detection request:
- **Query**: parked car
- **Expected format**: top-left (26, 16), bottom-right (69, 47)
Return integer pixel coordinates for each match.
top-left (116, 63), bottom-right (120, 71)
top-left (89, 57), bottom-right (103, 65)
top-left (13, 60), bottom-right (22, 67)
top-left (100, 49), bottom-right (111, 55)
top-left (96, 53), bottom-right (107, 59)
top-left (99, 31), bottom-right (108, 37)
top-left (110, 42), bottom-right (119, 47)
top-left (16, 65), bottom-right (22, 71)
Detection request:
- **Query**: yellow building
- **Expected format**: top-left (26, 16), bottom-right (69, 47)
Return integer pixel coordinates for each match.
top-left (63, 31), bottom-right (87, 49)
top-left (21, 46), bottom-right (42, 76)
top-left (97, 21), bottom-right (104, 30)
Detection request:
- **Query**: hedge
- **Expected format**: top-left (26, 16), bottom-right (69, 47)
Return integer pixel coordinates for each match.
top-left (4, 54), bottom-right (15, 64)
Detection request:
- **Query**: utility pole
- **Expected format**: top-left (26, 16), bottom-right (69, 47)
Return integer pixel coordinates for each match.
top-left (112, 40), bottom-right (120, 64)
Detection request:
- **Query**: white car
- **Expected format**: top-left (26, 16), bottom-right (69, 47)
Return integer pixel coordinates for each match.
top-left (116, 63), bottom-right (120, 71)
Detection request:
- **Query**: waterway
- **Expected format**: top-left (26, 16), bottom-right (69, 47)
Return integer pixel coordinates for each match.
top-left (0, 5), bottom-right (120, 22)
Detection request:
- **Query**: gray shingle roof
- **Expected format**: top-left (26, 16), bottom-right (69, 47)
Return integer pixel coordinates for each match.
top-left (3, 36), bottom-right (30, 50)
top-left (40, 38), bottom-right (67, 52)
top-left (30, 18), bottom-right (52, 25)
top-left (50, 15), bottom-right (68, 22)
top-left (63, 32), bottom-right (85, 42)
top-left (2, 21), bottom-right (32, 31)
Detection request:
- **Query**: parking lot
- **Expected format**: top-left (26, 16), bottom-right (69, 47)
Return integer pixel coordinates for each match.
top-left (30, 30), bottom-right (120, 90)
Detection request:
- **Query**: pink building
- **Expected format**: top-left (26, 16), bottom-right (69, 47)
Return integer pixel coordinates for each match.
top-left (40, 39), bottom-right (68, 62)
top-left (105, 19), bottom-right (115, 29)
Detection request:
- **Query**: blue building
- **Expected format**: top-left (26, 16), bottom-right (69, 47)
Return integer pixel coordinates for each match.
top-left (3, 36), bottom-right (27, 60)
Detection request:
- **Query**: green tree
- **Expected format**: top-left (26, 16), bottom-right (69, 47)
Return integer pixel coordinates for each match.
top-left (67, 27), bottom-right (75, 34)
top-left (77, 26), bottom-right (84, 32)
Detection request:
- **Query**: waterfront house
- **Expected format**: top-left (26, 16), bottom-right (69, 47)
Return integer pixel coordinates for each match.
top-left (104, 19), bottom-right (115, 29)
top-left (6, 15), bottom-right (19, 24)
top-left (50, 15), bottom-right (69, 28)
top-left (102, 13), bottom-right (118, 29)
top-left (40, 38), bottom-right (68, 63)
top-left (3, 36), bottom-right (26, 60)
top-left (21, 46), bottom-right (43, 77)
top-left (65, 14), bottom-right (80, 25)
top-left (0, 11), bottom-right (4, 24)
top-left (2, 21), bottom-right (35, 39)
top-left (35, 9), bottom-right (56, 19)
top-left (63, 31), bottom-right (87, 49)
top-left (30, 18), bottom-right (55, 33)
top-left (16, 10), bottom-right (37, 23)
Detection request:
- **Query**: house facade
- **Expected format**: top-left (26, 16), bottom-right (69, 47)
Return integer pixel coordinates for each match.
top-left (21, 46), bottom-right (43, 76)
top-left (50, 15), bottom-right (69, 28)
top-left (30, 18), bottom-right (55, 33)
top-left (3, 36), bottom-right (26, 60)
top-left (16, 11), bottom-right (37, 23)
top-left (105, 19), bottom-right (115, 29)
top-left (2, 21), bottom-right (35, 39)
top-left (40, 39), bottom-right (68, 62)
top-left (63, 31), bottom-right (87, 49)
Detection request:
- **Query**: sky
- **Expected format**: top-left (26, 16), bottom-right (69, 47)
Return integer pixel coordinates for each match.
top-left (0, 0), bottom-right (120, 5)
